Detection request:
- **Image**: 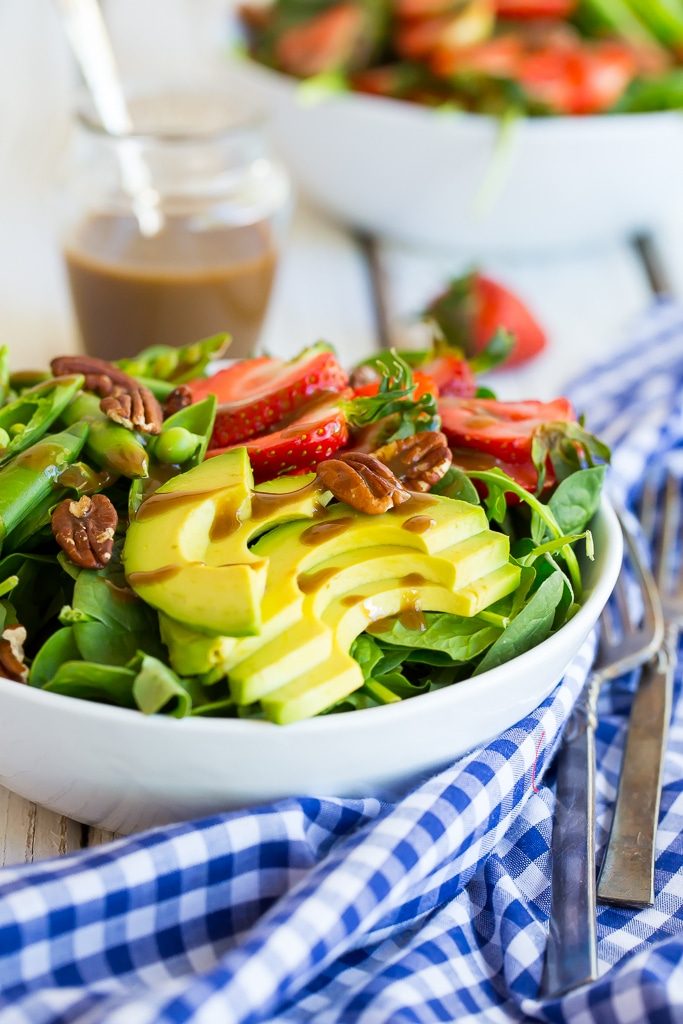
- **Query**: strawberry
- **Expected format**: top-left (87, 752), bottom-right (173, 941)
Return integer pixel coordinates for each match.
top-left (418, 355), bottom-right (476, 397)
top-left (274, 3), bottom-right (368, 78)
top-left (186, 344), bottom-right (348, 448)
top-left (495, 0), bottom-right (576, 16)
top-left (352, 369), bottom-right (439, 401)
top-left (424, 271), bottom-right (547, 369)
top-left (207, 391), bottom-right (351, 481)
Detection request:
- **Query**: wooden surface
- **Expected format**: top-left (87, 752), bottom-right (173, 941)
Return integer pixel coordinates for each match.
top-left (0, 0), bottom-right (676, 865)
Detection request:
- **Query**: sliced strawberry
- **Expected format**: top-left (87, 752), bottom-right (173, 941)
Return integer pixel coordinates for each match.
top-left (419, 355), bottom-right (476, 397)
top-left (495, 0), bottom-right (576, 17)
top-left (353, 369), bottom-right (438, 401)
top-left (187, 344), bottom-right (348, 448)
top-left (275, 3), bottom-right (367, 78)
top-left (396, 0), bottom-right (493, 60)
top-left (449, 445), bottom-right (553, 493)
top-left (438, 396), bottom-right (575, 462)
top-left (207, 391), bottom-right (351, 481)
top-left (395, 0), bottom-right (461, 18)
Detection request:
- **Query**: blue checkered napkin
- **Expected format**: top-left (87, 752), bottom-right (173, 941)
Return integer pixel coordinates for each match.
top-left (2, 302), bottom-right (683, 1024)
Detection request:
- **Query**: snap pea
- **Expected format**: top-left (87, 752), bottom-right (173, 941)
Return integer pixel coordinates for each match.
top-left (0, 423), bottom-right (88, 544)
top-left (0, 375), bottom-right (84, 468)
top-left (128, 395), bottom-right (216, 515)
top-left (61, 392), bottom-right (149, 479)
top-left (3, 462), bottom-right (117, 555)
top-left (9, 370), bottom-right (50, 392)
top-left (115, 334), bottom-right (230, 384)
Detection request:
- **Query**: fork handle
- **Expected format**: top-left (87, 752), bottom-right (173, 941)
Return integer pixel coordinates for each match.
top-left (543, 676), bottom-right (599, 997)
top-left (597, 629), bottom-right (676, 909)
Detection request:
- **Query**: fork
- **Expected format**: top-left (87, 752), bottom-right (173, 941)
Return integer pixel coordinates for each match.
top-left (598, 471), bottom-right (683, 908)
top-left (543, 515), bottom-right (664, 997)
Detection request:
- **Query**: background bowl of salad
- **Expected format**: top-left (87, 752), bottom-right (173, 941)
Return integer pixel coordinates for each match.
top-left (231, 0), bottom-right (683, 251)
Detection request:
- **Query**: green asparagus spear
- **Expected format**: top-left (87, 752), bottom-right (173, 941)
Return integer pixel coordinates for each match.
top-left (115, 334), bottom-right (230, 385)
top-left (61, 392), bottom-right (149, 479)
top-left (0, 423), bottom-right (88, 543)
top-left (0, 375), bottom-right (85, 468)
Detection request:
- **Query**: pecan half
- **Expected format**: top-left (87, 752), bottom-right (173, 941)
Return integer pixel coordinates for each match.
top-left (51, 355), bottom-right (133, 394)
top-left (0, 625), bottom-right (28, 683)
top-left (51, 494), bottom-right (118, 570)
top-left (51, 355), bottom-right (163, 435)
top-left (373, 431), bottom-right (452, 492)
top-left (101, 384), bottom-right (163, 435)
top-left (163, 384), bottom-right (193, 418)
top-left (316, 452), bottom-right (411, 515)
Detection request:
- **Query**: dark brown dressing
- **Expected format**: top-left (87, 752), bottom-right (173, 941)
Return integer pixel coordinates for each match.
top-left (135, 486), bottom-right (226, 521)
top-left (391, 494), bottom-right (436, 517)
top-left (297, 566), bottom-right (338, 594)
top-left (300, 517), bottom-right (353, 546)
top-left (128, 564), bottom-right (182, 586)
top-left (251, 481), bottom-right (323, 520)
top-left (402, 515), bottom-right (436, 534)
top-left (341, 594), bottom-right (363, 607)
top-left (59, 463), bottom-right (117, 494)
top-left (209, 500), bottom-right (242, 541)
top-left (15, 444), bottom-right (67, 474)
top-left (399, 604), bottom-right (427, 633)
top-left (400, 573), bottom-right (427, 587)
top-left (103, 578), bottom-right (138, 602)
top-left (64, 214), bottom-right (277, 360)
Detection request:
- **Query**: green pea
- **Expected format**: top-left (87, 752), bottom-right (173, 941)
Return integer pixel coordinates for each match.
top-left (9, 423), bottom-right (25, 436)
top-left (0, 428), bottom-right (10, 449)
top-left (155, 427), bottom-right (201, 465)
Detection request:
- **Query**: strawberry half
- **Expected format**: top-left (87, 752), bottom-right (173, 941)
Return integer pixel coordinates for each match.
top-left (207, 391), bottom-right (351, 482)
top-left (187, 344), bottom-right (348, 448)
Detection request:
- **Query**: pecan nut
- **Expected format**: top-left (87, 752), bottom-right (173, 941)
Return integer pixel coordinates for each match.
top-left (373, 431), bottom-right (452, 492)
top-left (101, 384), bottom-right (163, 435)
top-left (0, 625), bottom-right (28, 683)
top-left (163, 384), bottom-right (193, 418)
top-left (316, 452), bottom-right (411, 515)
top-left (51, 355), bottom-right (164, 435)
top-left (51, 494), bottom-right (118, 570)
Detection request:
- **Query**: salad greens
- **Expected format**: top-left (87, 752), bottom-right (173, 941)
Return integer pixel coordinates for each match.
top-left (0, 336), bottom-right (609, 723)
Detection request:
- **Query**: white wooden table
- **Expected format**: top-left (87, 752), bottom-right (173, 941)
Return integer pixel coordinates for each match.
top-left (1, 0), bottom-right (682, 867)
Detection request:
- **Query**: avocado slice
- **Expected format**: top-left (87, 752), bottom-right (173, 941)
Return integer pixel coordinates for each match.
top-left (123, 449), bottom-right (328, 637)
top-left (224, 496), bottom-right (520, 714)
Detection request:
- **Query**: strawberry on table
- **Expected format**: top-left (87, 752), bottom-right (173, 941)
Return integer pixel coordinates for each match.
top-left (423, 271), bottom-right (547, 368)
top-left (187, 343), bottom-right (348, 448)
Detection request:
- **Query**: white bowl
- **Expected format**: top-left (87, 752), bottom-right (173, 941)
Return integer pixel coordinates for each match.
top-left (0, 496), bottom-right (621, 833)
top-left (230, 60), bottom-right (683, 252)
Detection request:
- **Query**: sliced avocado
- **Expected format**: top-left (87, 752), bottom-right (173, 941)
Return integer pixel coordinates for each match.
top-left (124, 450), bottom-right (328, 637)
top-left (229, 531), bottom-right (512, 705)
top-left (223, 495), bottom-right (488, 672)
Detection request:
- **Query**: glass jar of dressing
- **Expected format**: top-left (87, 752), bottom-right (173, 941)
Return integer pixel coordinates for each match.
top-left (62, 92), bottom-right (290, 361)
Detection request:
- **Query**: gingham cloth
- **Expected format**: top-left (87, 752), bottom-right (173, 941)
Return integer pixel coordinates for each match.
top-left (3, 303), bottom-right (683, 1024)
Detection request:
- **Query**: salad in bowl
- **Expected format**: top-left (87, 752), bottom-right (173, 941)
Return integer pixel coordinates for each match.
top-left (0, 328), bottom-right (621, 826)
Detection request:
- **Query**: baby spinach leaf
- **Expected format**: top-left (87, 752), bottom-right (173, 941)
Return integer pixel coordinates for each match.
top-left (431, 467), bottom-right (480, 505)
top-left (69, 571), bottom-right (164, 664)
top-left (370, 612), bottom-right (501, 663)
top-left (350, 634), bottom-right (384, 679)
top-left (43, 661), bottom-right (137, 708)
top-left (29, 627), bottom-right (80, 688)
top-left (548, 466), bottom-right (605, 535)
top-left (474, 571), bottom-right (565, 675)
top-left (133, 655), bottom-right (191, 718)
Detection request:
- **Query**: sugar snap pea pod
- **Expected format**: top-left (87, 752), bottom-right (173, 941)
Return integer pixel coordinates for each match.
top-left (61, 392), bottom-right (148, 479)
top-left (130, 376), bottom-right (176, 401)
top-left (9, 370), bottom-right (50, 392)
top-left (115, 334), bottom-right (230, 384)
top-left (0, 423), bottom-right (88, 543)
top-left (3, 461), bottom-right (117, 555)
top-left (153, 394), bottom-right (217, 466)
top-left (0, 375), bottom-right (85, 468)
top-left (128, 395), bottom-right (216, 515)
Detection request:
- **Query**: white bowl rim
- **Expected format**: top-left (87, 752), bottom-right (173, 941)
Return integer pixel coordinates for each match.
top-left (238, 56), bottom-right (683, 131)
top-left (0, 494), bottom-right (622, 736)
